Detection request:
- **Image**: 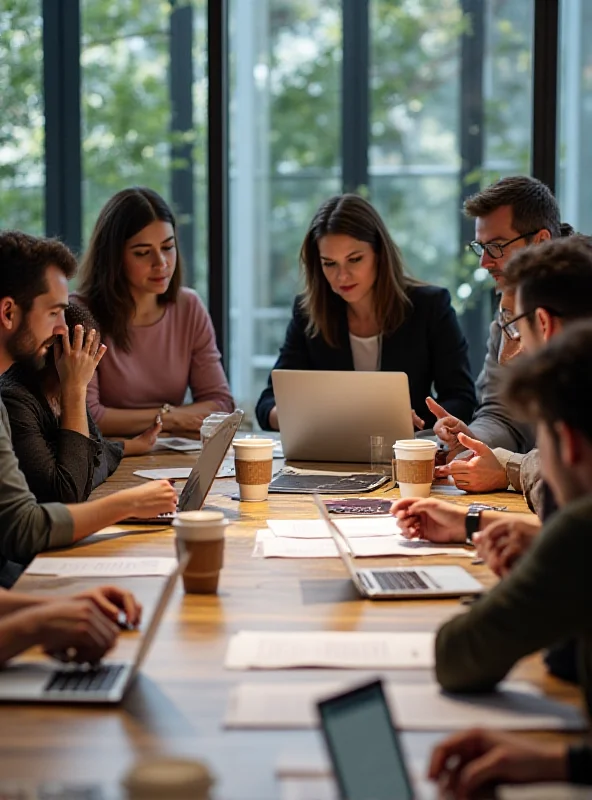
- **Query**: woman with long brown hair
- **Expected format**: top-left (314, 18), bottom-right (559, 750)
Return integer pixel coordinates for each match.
top-left (73, 187), bottom-right (234, 436)
top-left (256, 194), bottom-right (476, 430)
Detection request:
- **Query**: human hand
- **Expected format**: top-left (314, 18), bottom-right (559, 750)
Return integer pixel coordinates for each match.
top-left (434, 433), bottom-right (507, 492)
top-left (124, 417), bottom-right (163, 456)
top-left (390, 497), bottom-right (466, 543)
top-left (411, 410), bottom-right (425, 430)
top-left (164, 405), bottom-right (206, 434)
top-left (34, 598), bottom-right (120, 664)
top-left (120, 480), bottom-right (177, 518)
top-left (426, 398), bottom-right (471, 452)
top-left (429, 728), bottom-right (567, 798)
top-left (55, 325), bottom-right (107, 392)
top-left (474, 514), bottom-right (541, 577)
top-left (74, 585), bottom-right (143, 628)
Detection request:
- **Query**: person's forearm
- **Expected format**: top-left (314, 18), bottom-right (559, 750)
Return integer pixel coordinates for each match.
top-left (60, 389), bottom-right (90, 438)
top-left (268, 406), bottom-right (279, 431)
top-left (97, 407), bottom-right (160, 437)
top-left (0, 591), bottom-right (45, 616)
top-left (66, 491), bottom-right (138, 541)
top-left (0, 606), bottom-right (44, 664)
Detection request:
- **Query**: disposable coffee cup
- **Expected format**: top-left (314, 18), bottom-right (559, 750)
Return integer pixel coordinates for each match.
top-left (173, 510), bottom-right (228, 594)
top-left (233, 438), bottom-right (275, 502)
top-left (123, 756), bottom-right (215, 799)
top-left (393, 439), bottom-right (438, 499)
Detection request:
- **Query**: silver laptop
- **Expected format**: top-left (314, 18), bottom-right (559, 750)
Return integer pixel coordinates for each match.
top-left (124, 409), bottom-right (244, 524)
top-left (318, 679), bottom-right (416, 800)
top-left (272, 370), bottom-right (414, 462)
top-left (0, 556), bottom-right (187, 704)
top-left (313, 494), bottom-right (483, 599)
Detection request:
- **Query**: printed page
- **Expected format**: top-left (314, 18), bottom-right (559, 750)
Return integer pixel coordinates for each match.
top-left (225, 631), bottom-right (435, 669)
top-left (266, 517), bottom-right (399, 539)
top-left (25, 557), bottom-right (177, 577)
top-left (225, 681), bottom-right (586, 731)
top-left (134, 467), bottom-right (192, 480)
top-left (255, 531), bottom-right (473, 559)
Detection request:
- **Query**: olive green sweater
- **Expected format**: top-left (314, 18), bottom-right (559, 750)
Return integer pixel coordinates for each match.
top-left (436, 493), bottom-right (592, 718)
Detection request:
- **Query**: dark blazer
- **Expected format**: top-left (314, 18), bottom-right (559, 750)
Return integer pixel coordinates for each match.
top-left (255, 284), bottom-right (476, 430)
top-left (0, 365), bottom-right (123, 504)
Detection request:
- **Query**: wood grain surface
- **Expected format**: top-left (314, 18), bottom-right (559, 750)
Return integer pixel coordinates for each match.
top-left (3, 452), bottom-right (582, 799)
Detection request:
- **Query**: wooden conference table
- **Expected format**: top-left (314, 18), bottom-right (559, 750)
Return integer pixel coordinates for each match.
top-left (4, 450), bottom-right (584, 798)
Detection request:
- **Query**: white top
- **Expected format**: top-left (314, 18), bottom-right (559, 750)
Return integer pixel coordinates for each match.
top-left (349, 333), bottom-right (380, 371)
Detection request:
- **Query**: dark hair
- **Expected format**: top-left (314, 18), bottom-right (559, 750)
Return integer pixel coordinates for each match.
top-left (504, 236), bottom-right (592, 321)
top-left (300, 194), bottom-right (421, 347)
top-left (464, 176), bottom-right (562, 239)
top-left (78, 187), bottom-right (183, 352)
top-left (503, 320), bottom-right (592, 443)
top-left (0, 231), bottom-right (76, 312)
top-left (64, 303), bottom-right (101, 345)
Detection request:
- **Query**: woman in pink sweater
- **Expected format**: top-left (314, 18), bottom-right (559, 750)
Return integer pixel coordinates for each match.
top-left (74, 187), bottom-right (234, 436)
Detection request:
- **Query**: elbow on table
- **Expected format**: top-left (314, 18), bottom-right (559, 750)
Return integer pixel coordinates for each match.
top-left (434, 631), bottom-right (500, 694)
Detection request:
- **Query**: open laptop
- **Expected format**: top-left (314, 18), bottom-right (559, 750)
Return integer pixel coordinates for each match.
top-left (318, 679), bottom-right (415, 800)
top-left (272, 370), bottom-right (414, 462)
top-left (0, 555), bottom-right (187, 704)
top-left (124, 409), bottom-right (244, 524)
top-left (313, 494), bottom-right (483, 599)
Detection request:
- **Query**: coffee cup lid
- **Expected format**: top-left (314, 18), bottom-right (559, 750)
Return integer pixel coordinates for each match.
top-left (123, 757), bottom-right (214, 797)
top-left (173, 510), bottom-right (226, 526)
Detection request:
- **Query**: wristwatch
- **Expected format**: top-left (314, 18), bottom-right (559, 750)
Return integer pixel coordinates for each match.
top-left (465, 503), bottom-right (494, 545)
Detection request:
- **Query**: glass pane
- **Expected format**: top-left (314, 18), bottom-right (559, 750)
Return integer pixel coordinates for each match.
top-left (557, 0), bottom-right (592, 234)
top-left (228, 0), bottom-right (342, 418)
top-left (80, 0), bottom-right (208, 295)
top-left (370, 0), bottom-right (534, 363)
top-left (0, 1), bottom-right (44, 232)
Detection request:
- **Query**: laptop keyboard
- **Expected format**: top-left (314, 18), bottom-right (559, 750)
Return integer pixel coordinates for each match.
top-left (371, 570), bottom-right (431, 592)
top-left (44, 664), bottom-right (125, 694)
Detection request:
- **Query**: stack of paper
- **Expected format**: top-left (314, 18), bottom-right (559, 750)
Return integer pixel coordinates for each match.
top-left (225, 630), bottom-right (435, 670)
top-left (252, 518), bottom-right (474, 559)
top-left (225, 680), bottom-right (587, 731)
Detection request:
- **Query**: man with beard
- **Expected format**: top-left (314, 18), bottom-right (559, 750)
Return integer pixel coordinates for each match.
top-left (0, 231), bottom-right (177, 582)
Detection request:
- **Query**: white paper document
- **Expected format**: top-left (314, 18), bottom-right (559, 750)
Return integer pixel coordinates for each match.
top-left (25, 557), bottom-right (177, 577)
top-left (225, 631), bottom-right (435, 670)
top-left (225, 680), bottom-right (586, 731)
top-left (266, 517), bottom-right (399, 539)
top-left (253, 529), bottom-right (473, 559)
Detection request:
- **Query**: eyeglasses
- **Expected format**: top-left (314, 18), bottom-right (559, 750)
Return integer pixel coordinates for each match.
top-left (498, 307), bottom-right (563, 341)
top-left (469, 231), bottom-right (540, 260)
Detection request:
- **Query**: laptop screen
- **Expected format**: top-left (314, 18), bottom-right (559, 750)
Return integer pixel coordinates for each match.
top-left (318, 680), bottom-right (414, 800)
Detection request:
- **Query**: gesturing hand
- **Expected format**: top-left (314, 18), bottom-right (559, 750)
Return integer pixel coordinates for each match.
top-left (435, 432), bottom-right (507, 492)
top-left (124, 417), bottom-right (163, 457)
top-left (425, 397), bottom-right (471, 456)
top-left (474, 514), bottom-right (541, 577)
top-left (55, 324), bottom-right (107, 392)
top-left (390, 497), bottom-right (466, 543)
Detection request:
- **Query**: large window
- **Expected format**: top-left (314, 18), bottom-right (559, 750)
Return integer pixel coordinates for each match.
top-left (228, 0), bottom-right (342, 416)
top-left (229, 0), bottom-right (534, 417)
top-left (558, 0), bottom-right (592, 234)
top-left (0, 0), bottom-right (44, 232)
top-left (80, 0), bottom-right (208, 296)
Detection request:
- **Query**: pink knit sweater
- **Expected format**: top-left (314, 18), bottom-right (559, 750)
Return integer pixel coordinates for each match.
top-left (75, 288), bottom-right (234, 421)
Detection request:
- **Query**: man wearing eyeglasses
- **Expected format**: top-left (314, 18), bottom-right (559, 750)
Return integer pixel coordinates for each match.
top-left (425, 177), bottom-right (574, 491)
